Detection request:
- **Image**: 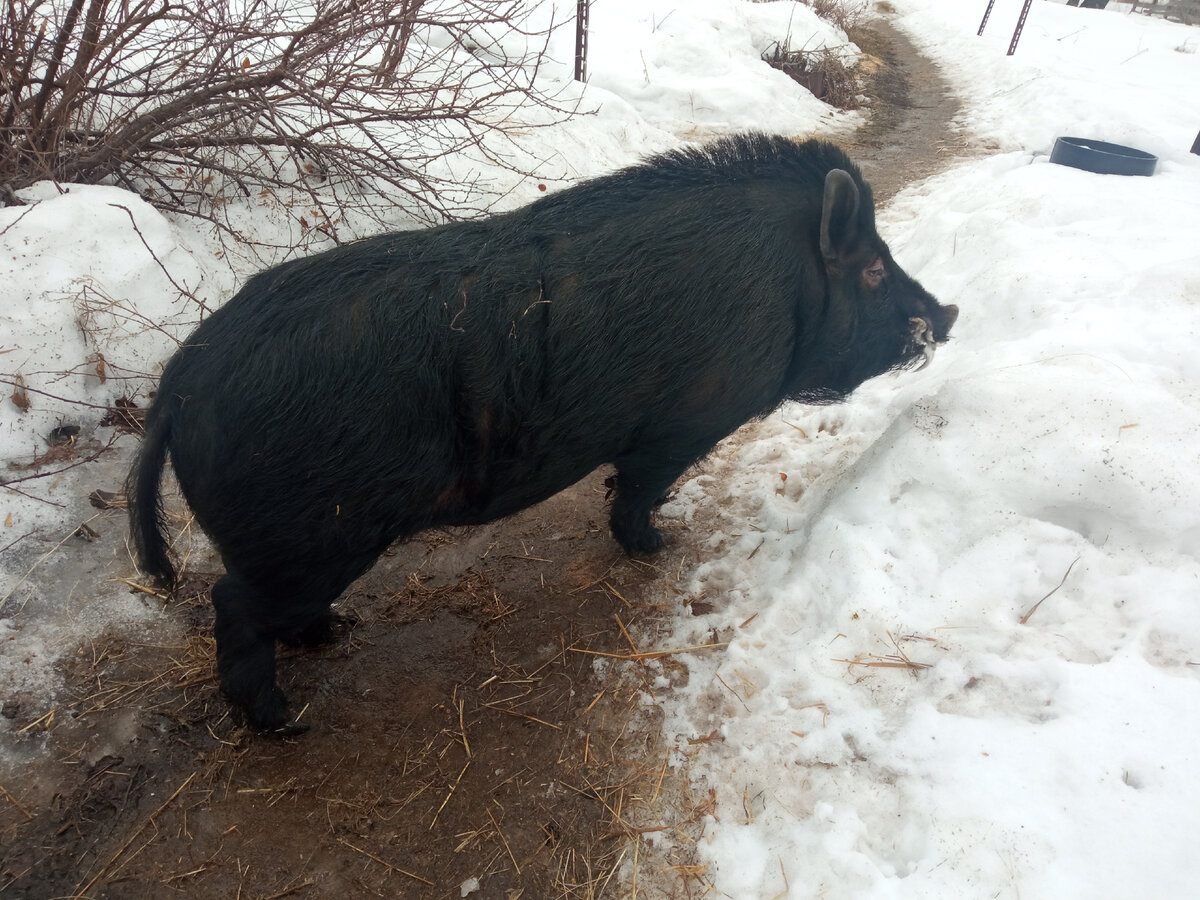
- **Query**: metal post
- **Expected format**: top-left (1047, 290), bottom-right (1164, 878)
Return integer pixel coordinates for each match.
top-left (1008, 0), bottom-right (1035, 55)
top-left (978, 0), bottom-right (997, 35)
top-left (575, 0), bottom-right (590, 82)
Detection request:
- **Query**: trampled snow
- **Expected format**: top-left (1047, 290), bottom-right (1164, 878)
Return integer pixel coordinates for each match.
top-left (2, 1), bottom-right (1199, 896)
top-left (645, 2), bottom-right (1200, 896)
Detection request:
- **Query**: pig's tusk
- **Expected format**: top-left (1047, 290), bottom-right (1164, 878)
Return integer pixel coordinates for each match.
top-left (909, 317), bottom-right (936, 371)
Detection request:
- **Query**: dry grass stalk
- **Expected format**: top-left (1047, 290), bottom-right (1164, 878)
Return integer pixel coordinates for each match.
top-left (1020, 556), bottom-right (1081, 625)
top-left (71, 772), bottom-right (196, 898)
top-left (111, 575), bottom-right (169, 600)
top-left (429, 760), bottom-right (471, 829)
top-left (833, 631), bottom-right (934, 672)
top-left (715, 672), bottom-right (750, 712)
top-left (482, 703), bottom-right (563, 731)
top-left (651, 751), bottom-right (671, 805)
top-left (559, 613), bottom-right (729, 898)
top-left (770, 858), bottom-right (791, 900)
top-left (631, 832), bottom-right (640, 898)
top-left (335, 837), bottom-right (433, 886)
top-left (258, 879), bottom-right (316, 900)
top-left (796, 701), bottom-right (830, 728)
top-left (614, 613), bottom-right (639, 654)
top-left (487, 806), bottom-right (522, 876)
top-left (0, 508), bottom-right (114, 612)
top-left (604, 580), bottom-right (633, 609)
top-left (570, 641), bottom-right (728, 662)
top-left (0, 784), bottom-right (34, 820)
top-left (16, 708), bottom-right (55, 733)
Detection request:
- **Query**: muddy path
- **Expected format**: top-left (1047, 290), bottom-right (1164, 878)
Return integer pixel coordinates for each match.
top-left (0, 12), bottom-right (966, 900)
top-left (840, 13), bottom-right (970, 203)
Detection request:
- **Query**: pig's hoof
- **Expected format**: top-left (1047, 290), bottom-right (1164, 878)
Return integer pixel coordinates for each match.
top-left (613, 520), bottom-right (665, 556)
top-left (264, 719), bottom-right (311, 738)
top-left (234, 684), bottom-right (295, 734)
top-left (281, 611), bottom-right (357, 648)
top-left (634, 528), bottom-right (665, 555)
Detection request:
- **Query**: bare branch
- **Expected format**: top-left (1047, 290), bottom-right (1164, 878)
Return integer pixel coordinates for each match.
top-left (3, 0), bottom-right (578, 247)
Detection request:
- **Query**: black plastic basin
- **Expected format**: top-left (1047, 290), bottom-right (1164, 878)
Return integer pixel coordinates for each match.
top-left (1050, 137), bottom-right (1157, 176)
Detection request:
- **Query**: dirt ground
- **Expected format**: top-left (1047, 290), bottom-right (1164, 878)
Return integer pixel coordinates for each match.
top-left (0, 12), bottom-right (966, 900)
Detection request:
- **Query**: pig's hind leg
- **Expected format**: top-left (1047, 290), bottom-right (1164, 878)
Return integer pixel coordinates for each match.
top-left (211, 560), bottom-right (363, 734)
top-left (211, 569), bottom-right (296, 733)
top-left (608, 454), bottom-right (696, 555)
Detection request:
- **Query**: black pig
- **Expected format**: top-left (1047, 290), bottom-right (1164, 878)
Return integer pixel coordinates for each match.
top-left (129, 134), bottom-right (957, 732)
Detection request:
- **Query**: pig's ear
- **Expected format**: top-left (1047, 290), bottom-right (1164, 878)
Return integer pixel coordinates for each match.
top-left (820, 168), bottom-right (861, 263)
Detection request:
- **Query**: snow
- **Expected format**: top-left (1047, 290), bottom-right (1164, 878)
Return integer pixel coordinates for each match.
top-left (3, 0), bottom-right (1199, 896)
top-left (586, 0), bottom-right (857, 137)
top-left (646, 2), bottom-right (1200, 896)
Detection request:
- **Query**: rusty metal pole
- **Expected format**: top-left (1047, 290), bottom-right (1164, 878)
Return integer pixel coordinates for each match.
top-left (575, 0), bottom-right (590, 82)
top-left (1008, 0), bottom-right (1035, 55)
top-left (978, 0), bottom-right (997, 34)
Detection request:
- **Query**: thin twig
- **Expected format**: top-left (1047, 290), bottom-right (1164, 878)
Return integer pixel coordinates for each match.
top-left (109, 203), bottom-right (208, 311)
top-left (486, 806), bottom-right (521, 876)
top-left (613, 613), bottom-right (639, 655)
top-left (335, 837), bottom-right (433, 886)
top-left (480, 704), bottom-right (561, 730)
top-left (258, 879), bottom-right (316, 900)
top-left (1020, 556), bottom-right (1081, 625)
top-left (0, 200), bottom-right (39, 234)
top-left (570, 642), bottom-right (729, 662)
top-left (72, 773), bottom-right (196, 899)
top-left (110, 575), bottom-right (169, 600)
top-left (0, 377), bottom-right (116, 412)
top-left (1, 512), bottom-right (107, 612)
top-left (429, 760), bottom-right (470, 829)
top-left (0, 784), bottom-right (34, 819)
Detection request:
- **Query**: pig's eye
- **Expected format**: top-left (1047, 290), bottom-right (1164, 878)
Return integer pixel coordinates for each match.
top-left (863, 259), bottom-right (886, 290)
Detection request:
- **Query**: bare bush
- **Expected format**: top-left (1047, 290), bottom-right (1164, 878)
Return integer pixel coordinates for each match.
top-left (750, 0), bottom-right (868, 33)
top-left (763, 41), bottom-right (860, 110)
top-left (754, 0), bottom-right (866, 110)
top-left (801, 0), bottom-right (868, 32)
top-left (1, 0), bottom-right (574, 241)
